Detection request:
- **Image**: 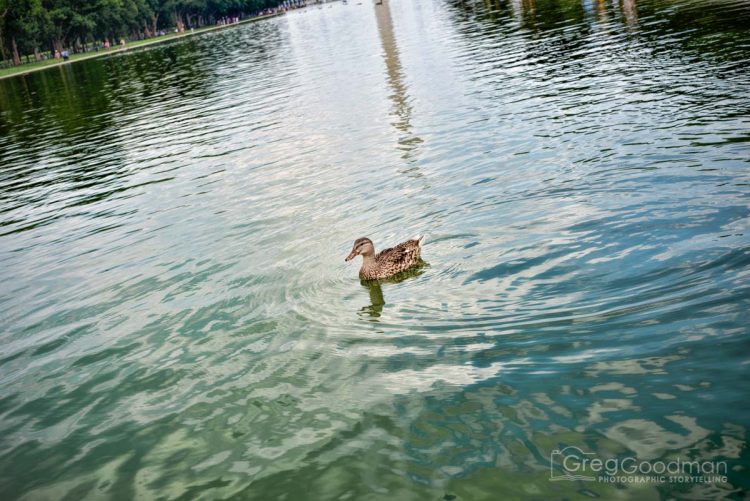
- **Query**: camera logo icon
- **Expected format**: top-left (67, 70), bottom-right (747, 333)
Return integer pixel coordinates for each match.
top-left (550, 446), bottom-right (597, 481)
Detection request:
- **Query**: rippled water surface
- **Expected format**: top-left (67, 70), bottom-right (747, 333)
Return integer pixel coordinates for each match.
top-left (1, 0), bottom-right (749, 499)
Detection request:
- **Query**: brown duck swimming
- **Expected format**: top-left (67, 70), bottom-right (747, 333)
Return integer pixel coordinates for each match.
top-left (345, 236), bottom-right (424, 280)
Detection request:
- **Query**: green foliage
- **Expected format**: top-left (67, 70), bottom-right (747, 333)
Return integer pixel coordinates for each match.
top-left (0, 0), bottom-right (284, 63)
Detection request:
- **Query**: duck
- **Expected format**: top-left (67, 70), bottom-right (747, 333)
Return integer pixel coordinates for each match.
top-left (345, 235), bottom-right (424, 280)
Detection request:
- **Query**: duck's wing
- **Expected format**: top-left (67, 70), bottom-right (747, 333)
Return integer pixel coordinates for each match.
top-left (375, 245), bottom-right (397, 262)
top-left (376, 239), bottom-right (422, 270)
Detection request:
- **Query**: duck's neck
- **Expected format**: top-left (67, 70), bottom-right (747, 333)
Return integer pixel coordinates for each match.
top-left (360, 253), bottom-right (378, 273)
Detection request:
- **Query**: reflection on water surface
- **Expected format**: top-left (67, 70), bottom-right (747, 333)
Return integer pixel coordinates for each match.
top-left (0, 0), bottom-right (749, 498)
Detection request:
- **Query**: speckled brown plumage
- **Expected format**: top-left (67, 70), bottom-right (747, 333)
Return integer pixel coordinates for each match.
top-left (345, 236), bottom-right (424, 280)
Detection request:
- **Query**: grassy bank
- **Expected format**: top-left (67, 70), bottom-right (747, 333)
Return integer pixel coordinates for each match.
top-left (0, 12), bottom-right (284, 81)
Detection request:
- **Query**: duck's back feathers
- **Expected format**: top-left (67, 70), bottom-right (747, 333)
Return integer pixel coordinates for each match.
top-left (376, 238), bottom-right (422, 263)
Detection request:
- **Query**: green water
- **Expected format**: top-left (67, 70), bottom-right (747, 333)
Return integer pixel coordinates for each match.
top-left (1, 0), bottom-right (749, 499)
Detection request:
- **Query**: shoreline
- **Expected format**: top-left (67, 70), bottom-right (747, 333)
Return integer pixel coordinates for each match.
top-left (0, 11), bottom-right (285, 81)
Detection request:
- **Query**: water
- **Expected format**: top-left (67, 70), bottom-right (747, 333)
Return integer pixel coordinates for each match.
top-left (1, 0), bottom-right (749, 498)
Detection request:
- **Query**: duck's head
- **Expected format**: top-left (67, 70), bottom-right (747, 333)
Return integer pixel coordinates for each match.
top-left (345, 237), bottom-right (375, 261)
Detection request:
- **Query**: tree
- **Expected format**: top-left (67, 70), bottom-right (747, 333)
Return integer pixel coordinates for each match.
top-left (1, 0), bottom-right (286, 65)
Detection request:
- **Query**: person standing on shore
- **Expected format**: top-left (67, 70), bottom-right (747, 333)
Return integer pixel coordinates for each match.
top-left (104, 39), bottom-right (110, 49)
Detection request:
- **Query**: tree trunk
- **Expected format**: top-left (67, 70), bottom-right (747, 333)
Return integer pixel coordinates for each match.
top-left (175, 11), bottom-right (184, 32)
top-left (0, 8), bottom-right (7, 64)
top-left (0, 36), bottom-right (7, 64)
top-left (152, 12), bottom-right (159, 36)
top-left (11, 37), bottom-right (21, 66)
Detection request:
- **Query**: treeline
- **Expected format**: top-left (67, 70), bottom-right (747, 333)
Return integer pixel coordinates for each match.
top-left (0, 0), bottom-right (290, 66)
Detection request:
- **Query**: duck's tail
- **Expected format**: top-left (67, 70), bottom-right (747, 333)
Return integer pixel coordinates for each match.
top-left (413, 234), bottom-right (425, 246)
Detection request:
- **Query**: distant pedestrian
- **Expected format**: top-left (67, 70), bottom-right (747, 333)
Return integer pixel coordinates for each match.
top-left (120, 38), bottom-right (126, 47)
top-left (104, 39), bottom-right (110, 49)
top-left (61, 50), bottom-right (69, 61)
top-left (54, 49), bottom-right (61, 59)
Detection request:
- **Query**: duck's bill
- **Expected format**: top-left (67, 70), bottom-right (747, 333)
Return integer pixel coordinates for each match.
top-left (345, 251), bottom-right (358, 261)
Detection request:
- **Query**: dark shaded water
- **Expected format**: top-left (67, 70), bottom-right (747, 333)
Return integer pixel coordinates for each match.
top-left (1, 0), bottom-right (749, 499)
